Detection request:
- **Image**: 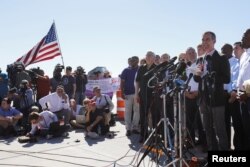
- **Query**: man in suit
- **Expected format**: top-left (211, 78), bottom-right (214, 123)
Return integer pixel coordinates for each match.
top-left (194, 31), bottom-right (230, 151)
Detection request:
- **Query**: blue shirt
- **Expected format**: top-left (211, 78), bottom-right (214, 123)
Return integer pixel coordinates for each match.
top-left (120, 67), bottom-right (138, 95)
top-left (0, 73), bottom-right (8, 99)
top-left (0, 107), bottom-right (21, 117)
top-left (225, 56), bottom-right (239, 92)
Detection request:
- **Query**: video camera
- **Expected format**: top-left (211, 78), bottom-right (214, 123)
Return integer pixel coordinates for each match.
top-left (55, 64), bottom-right (64, 73)
top-left (76, 66), bottom-right (85, 75)
top-left (6, 62), bottom-right (25, 87)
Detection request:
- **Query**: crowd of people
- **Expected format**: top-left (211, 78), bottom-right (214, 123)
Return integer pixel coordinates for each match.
top-left (120, 29), bottom-right (250, 152)
top-left (0, 63), bottom-right (115, 140)
top-left (0, 29), bottom-right (250, 153)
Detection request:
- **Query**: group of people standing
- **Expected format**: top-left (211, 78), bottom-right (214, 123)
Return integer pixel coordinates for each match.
top-left (120, 29), bottom-right (250, 152)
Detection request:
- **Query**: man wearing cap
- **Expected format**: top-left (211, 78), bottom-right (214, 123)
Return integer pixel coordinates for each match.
top-left (62, 66), bottom-right (76, 99)
top-left (92, 86), bottom-right (114, 132)
top-left (39, 85), bottom-right (71, 125)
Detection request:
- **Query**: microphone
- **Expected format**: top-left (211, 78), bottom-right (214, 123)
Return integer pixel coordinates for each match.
top-left (176, 61), bottom-right (187, 76)
top-left (205, 55), bottom-right (212, 72)
top-left (185, 73), bottom-right (194, 88)
top-left (144, 56), bottom-right (177, 77)
top-left (143, 61), bottom-right (169, 77)
top-left (153, 56), bottom-right (178, 75)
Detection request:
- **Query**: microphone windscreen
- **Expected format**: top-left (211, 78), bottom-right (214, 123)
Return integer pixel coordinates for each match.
top-left (176, 61), bottom-right (187, 75)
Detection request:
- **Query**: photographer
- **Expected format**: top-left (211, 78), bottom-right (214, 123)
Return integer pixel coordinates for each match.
top-left (7, 62), bottom-right (31, 89)
top-left (50, 64), bottom-right (64, 93)
top-left (14, 62), bottom-right (31, 89)
top-left (17, 80), bottom-right (35, 132)
top-left (75, 66), bottom-right (88, 105)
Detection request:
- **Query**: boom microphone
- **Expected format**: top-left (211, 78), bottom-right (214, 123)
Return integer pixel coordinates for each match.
top-left (143, 61), bottom-right (169, 77)
top-left (144, 56), bottom-right (177, 77)
top-left (153, 56), bottom-right (178, 75)
top-left (176, 61), bottom-right (187, 76)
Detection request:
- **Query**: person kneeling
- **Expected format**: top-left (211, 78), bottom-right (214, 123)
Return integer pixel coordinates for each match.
top-left (26, 109), bottom-right (69, 139)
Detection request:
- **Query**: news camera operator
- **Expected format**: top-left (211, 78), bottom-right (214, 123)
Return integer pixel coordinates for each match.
top-left (194, 31), bottom-right (230, 151)
top-left (50, 64), bottom-right (64, 93)
top-left (16, 80), bottom-right (35, 132)
top-left (74, 66), bottom-right (88, 105)
top-left (7, 62), bottom-right (31, 89)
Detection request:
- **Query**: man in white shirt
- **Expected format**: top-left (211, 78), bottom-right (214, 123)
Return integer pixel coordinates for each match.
top-left (236, 29), bottom-right (250, 150)
top-left (39, 85), bottom-right (71, 125)
top-left (185, 47), bottom-right (206, 147)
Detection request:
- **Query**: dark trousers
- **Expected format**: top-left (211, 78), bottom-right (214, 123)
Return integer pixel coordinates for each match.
top-left (230, 100), bottom-right (244, 150)
top-left (240, 98), bottom-right (250, 150)
top-left (39, 122), bottom-right (68, 137)
top-left (224, 93), bottom-right (231, 149)
top-left (185, 97), bottom-right (206, 145)
top-left (185, 97), bottom-right (197, 143)
top-left (139, 96), bottom-right (151, 140)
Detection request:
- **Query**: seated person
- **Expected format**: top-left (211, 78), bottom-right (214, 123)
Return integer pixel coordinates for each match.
top-left (84, 98), bottom-right (106, 138)
top-left (92, 86), bottom-right (114, 132)
top-left (26, 107), bottom-right (69, 139)
top-left (39, 85), bottom-right (71, 125)
top-left (0, 98), bottom-right (23, 136)
top-left (69, 99), bottom-right (85, 129)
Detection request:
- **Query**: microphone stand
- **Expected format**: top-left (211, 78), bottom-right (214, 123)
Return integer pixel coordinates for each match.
top-left (166, 74), bottom-right (193, 167)
top-left (137, 73), bottom-right (175, 167)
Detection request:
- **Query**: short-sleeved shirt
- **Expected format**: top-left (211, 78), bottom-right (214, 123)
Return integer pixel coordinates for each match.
top-left (120, 67), bottom-right (139, 95)
top-left (0, 107), bottom-right (21, 117)
top-left (62, 75), bottom-right (76, 97)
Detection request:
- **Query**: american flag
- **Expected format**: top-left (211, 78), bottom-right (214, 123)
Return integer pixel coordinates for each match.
top-left (16, 23), bottom-right (62, 67)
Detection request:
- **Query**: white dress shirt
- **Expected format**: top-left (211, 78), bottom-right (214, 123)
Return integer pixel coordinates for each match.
top-left (39, 92), bottom-right (70, 112)
top-left (237, 49), bottom-right (250, 90)
top-left (186, 62), bottom-right (198, 92)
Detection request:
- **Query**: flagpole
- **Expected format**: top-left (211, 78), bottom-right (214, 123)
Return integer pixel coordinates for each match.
top-left (53, 20), bottom-right (65, 72)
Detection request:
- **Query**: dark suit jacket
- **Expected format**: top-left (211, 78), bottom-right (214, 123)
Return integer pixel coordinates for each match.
top-left (194, 50), bottom-right (230, 107)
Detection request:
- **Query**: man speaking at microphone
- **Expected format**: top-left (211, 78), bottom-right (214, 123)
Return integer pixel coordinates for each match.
top-left (194, 31), bottom-right (230, 151)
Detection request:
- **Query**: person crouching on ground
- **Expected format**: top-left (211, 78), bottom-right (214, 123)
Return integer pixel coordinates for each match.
top-left (26, 107), bottom-right (69, 139)
top-left (84, 98), bottom-right (105, 138)
top-left (0, 98), bottom-right (23, 137)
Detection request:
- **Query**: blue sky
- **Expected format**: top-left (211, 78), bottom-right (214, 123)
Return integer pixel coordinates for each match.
top-left (1, 0), bottom-right (250, 77)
